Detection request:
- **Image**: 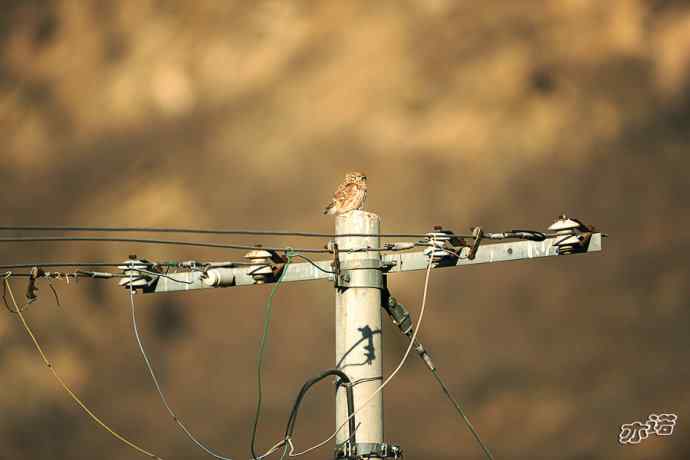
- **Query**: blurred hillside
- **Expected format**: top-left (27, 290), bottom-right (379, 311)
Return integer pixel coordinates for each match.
top-left (1, 1), bottom-right (689, 459)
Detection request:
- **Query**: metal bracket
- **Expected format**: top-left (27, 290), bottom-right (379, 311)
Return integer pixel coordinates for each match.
top-left (331, 242), bottom-right (341, 287)
top-left (336, 259), bottom-right (384, 289)
top-left (335, 442), bottom-right (402, 459)
top-left (468, 226), bottom-right (483, 260)
top-left (25, 266), bottom-right (45, 304)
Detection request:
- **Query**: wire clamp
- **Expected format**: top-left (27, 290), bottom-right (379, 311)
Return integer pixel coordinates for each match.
top-left (25, 266), bottom-right (45, 304)
top-left (118, 256), bottom-right (159, 291)
top-left (422, 226), bottom-right (462, 263)
top-left (335, 442), bottom-right (402, 459)
top-left (467, 226), bottom-right (483, 260)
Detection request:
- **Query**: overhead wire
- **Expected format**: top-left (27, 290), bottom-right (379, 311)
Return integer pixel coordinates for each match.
top-left (383, 297), bottom-right (494, 458)
top-left (3, 271), bottom-right (287, 460)
top-left (0, 225), bottom-right (559, 241)
top-left (0, 262), bottom-right (182, 269)
top-left (250, 250), bottom-right (294, 460)
top-left (288, 236), bottom-right (437, 457)
top-left (3, 270), bottom-right (131, 278)
top-left (0, 236), bottom-right (332, 253)
top-left (129, 281), bottom-right (245, 460)
top-left (1, 223), bottom-right (561, 459)
top-left (2, 274), bottom-right (165, 460)
top-left (428, 365), bottom-right (494, 460)
top-left (0, 225), bottom-right (463, 239)
top-left (289, 254), bottom-right (335, 274)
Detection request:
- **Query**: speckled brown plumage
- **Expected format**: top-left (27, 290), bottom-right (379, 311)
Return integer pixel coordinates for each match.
top-left (323, 172), bottom-right (368, 215)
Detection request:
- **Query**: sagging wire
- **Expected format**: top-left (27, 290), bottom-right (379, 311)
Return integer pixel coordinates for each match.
top-left (2, 272), bottom-right (29, 313)
top-left (250, 250), bottom-right (295, 460)
top-left (0, 262), bottom-right (163, 269)
top-left (0, 236), bottom-right (332, 254)
top-left (2, 268), bottom-right (62, 313)
top-left (0, 237), bottom-right (419, 256)
top-left (0, 225), bottom-right (555, 241)
top-left (289, 254), bottom-right (334, 275)
top-left (288, 236), bottom-right (437, 457)
top-left (0, 225), bottom-right (463, 239)
top-left (2, 274), bottom-right (165, 460)
top-left (128, 278), bottom-right (285, 460)
top-left (280, 369), bottom-right (358, 460)
top-left (4, 269), bottom-right (134, 279)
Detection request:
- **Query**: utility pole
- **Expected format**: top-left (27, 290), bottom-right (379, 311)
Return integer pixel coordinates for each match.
top-left (118, 213), bottom-right (603, 459)
top-left (334, 211), bottom-right (383, 450)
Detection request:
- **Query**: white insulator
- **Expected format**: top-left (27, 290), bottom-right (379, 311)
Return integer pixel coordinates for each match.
top-left (202, 268), bottom-right (236, 287)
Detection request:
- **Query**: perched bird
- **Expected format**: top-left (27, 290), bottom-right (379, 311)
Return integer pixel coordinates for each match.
top-left (323, 172), bottom-right (368, 215)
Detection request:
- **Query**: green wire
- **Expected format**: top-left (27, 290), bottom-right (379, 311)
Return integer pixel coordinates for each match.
top-left (250, 250), bottom-right (294, 460)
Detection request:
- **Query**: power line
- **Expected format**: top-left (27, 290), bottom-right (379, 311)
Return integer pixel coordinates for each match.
top-left (2, 276), bottom-right (165, 460)
top-left (129, 282), bottom-right (236, 460)
top-left (251, 252), bottom-right (294, 460)
top-left (0, 260), bottom-right (285, 270)
top-left (289, 254), bottom-right (335, 274)
top-left (0, 225), bottom-right (455, 239)
top-left (0, 236), bottom-right (332, 253)
top-left (429, 366), bottom-right (494, 460)
top-left (0, 262), bottom-right (169, 269)
top-left (3, 270), bottom-right (128, 278)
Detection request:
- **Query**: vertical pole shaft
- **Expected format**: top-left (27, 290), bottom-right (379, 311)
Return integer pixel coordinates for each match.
top-left (335, 210), bottom-right (383, 448)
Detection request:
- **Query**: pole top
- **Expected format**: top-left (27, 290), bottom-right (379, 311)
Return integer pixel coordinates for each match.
top-left (335, 210), bottom-right (380, 225)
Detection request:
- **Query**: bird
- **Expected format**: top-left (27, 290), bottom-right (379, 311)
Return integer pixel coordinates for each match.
top-left (322, 172), bottom-right (368, 215)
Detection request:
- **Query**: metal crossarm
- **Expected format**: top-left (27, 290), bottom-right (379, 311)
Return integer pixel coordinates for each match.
top-left (383, 233), bottom-right (603, 273)
top-left (5, 209), bottom-right (605, 460)
top-left (127, 233), bottom-right (603, 294)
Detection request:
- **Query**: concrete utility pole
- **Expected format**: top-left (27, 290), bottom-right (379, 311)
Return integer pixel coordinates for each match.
top-left (121, 213), bottom-right (603, 459)
top-left (334, 211), bottom-right (383, 448)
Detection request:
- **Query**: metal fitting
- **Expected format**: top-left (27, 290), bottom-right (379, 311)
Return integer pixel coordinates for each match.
top-left (335, 442), bottom-right (402, 459)
top-left (423, 227), bottom-right (459, 263)
top-left (118, 257), bottom-right (159, 291)
top-left (244, 249), bottom-right (286, 284)
top-left (382, 242), bottom-right (416, 251)
top-left (336, 259), bottom-right (384, 289)
top-left (467, 226), bottom-right (483, 260)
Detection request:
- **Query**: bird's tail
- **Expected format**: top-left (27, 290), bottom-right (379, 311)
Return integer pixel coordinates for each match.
top-left (323, 201), bottom-right (334, 215)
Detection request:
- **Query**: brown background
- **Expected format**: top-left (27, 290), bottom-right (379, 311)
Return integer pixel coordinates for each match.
top-left (1, 1), bottom-right (689, 459)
